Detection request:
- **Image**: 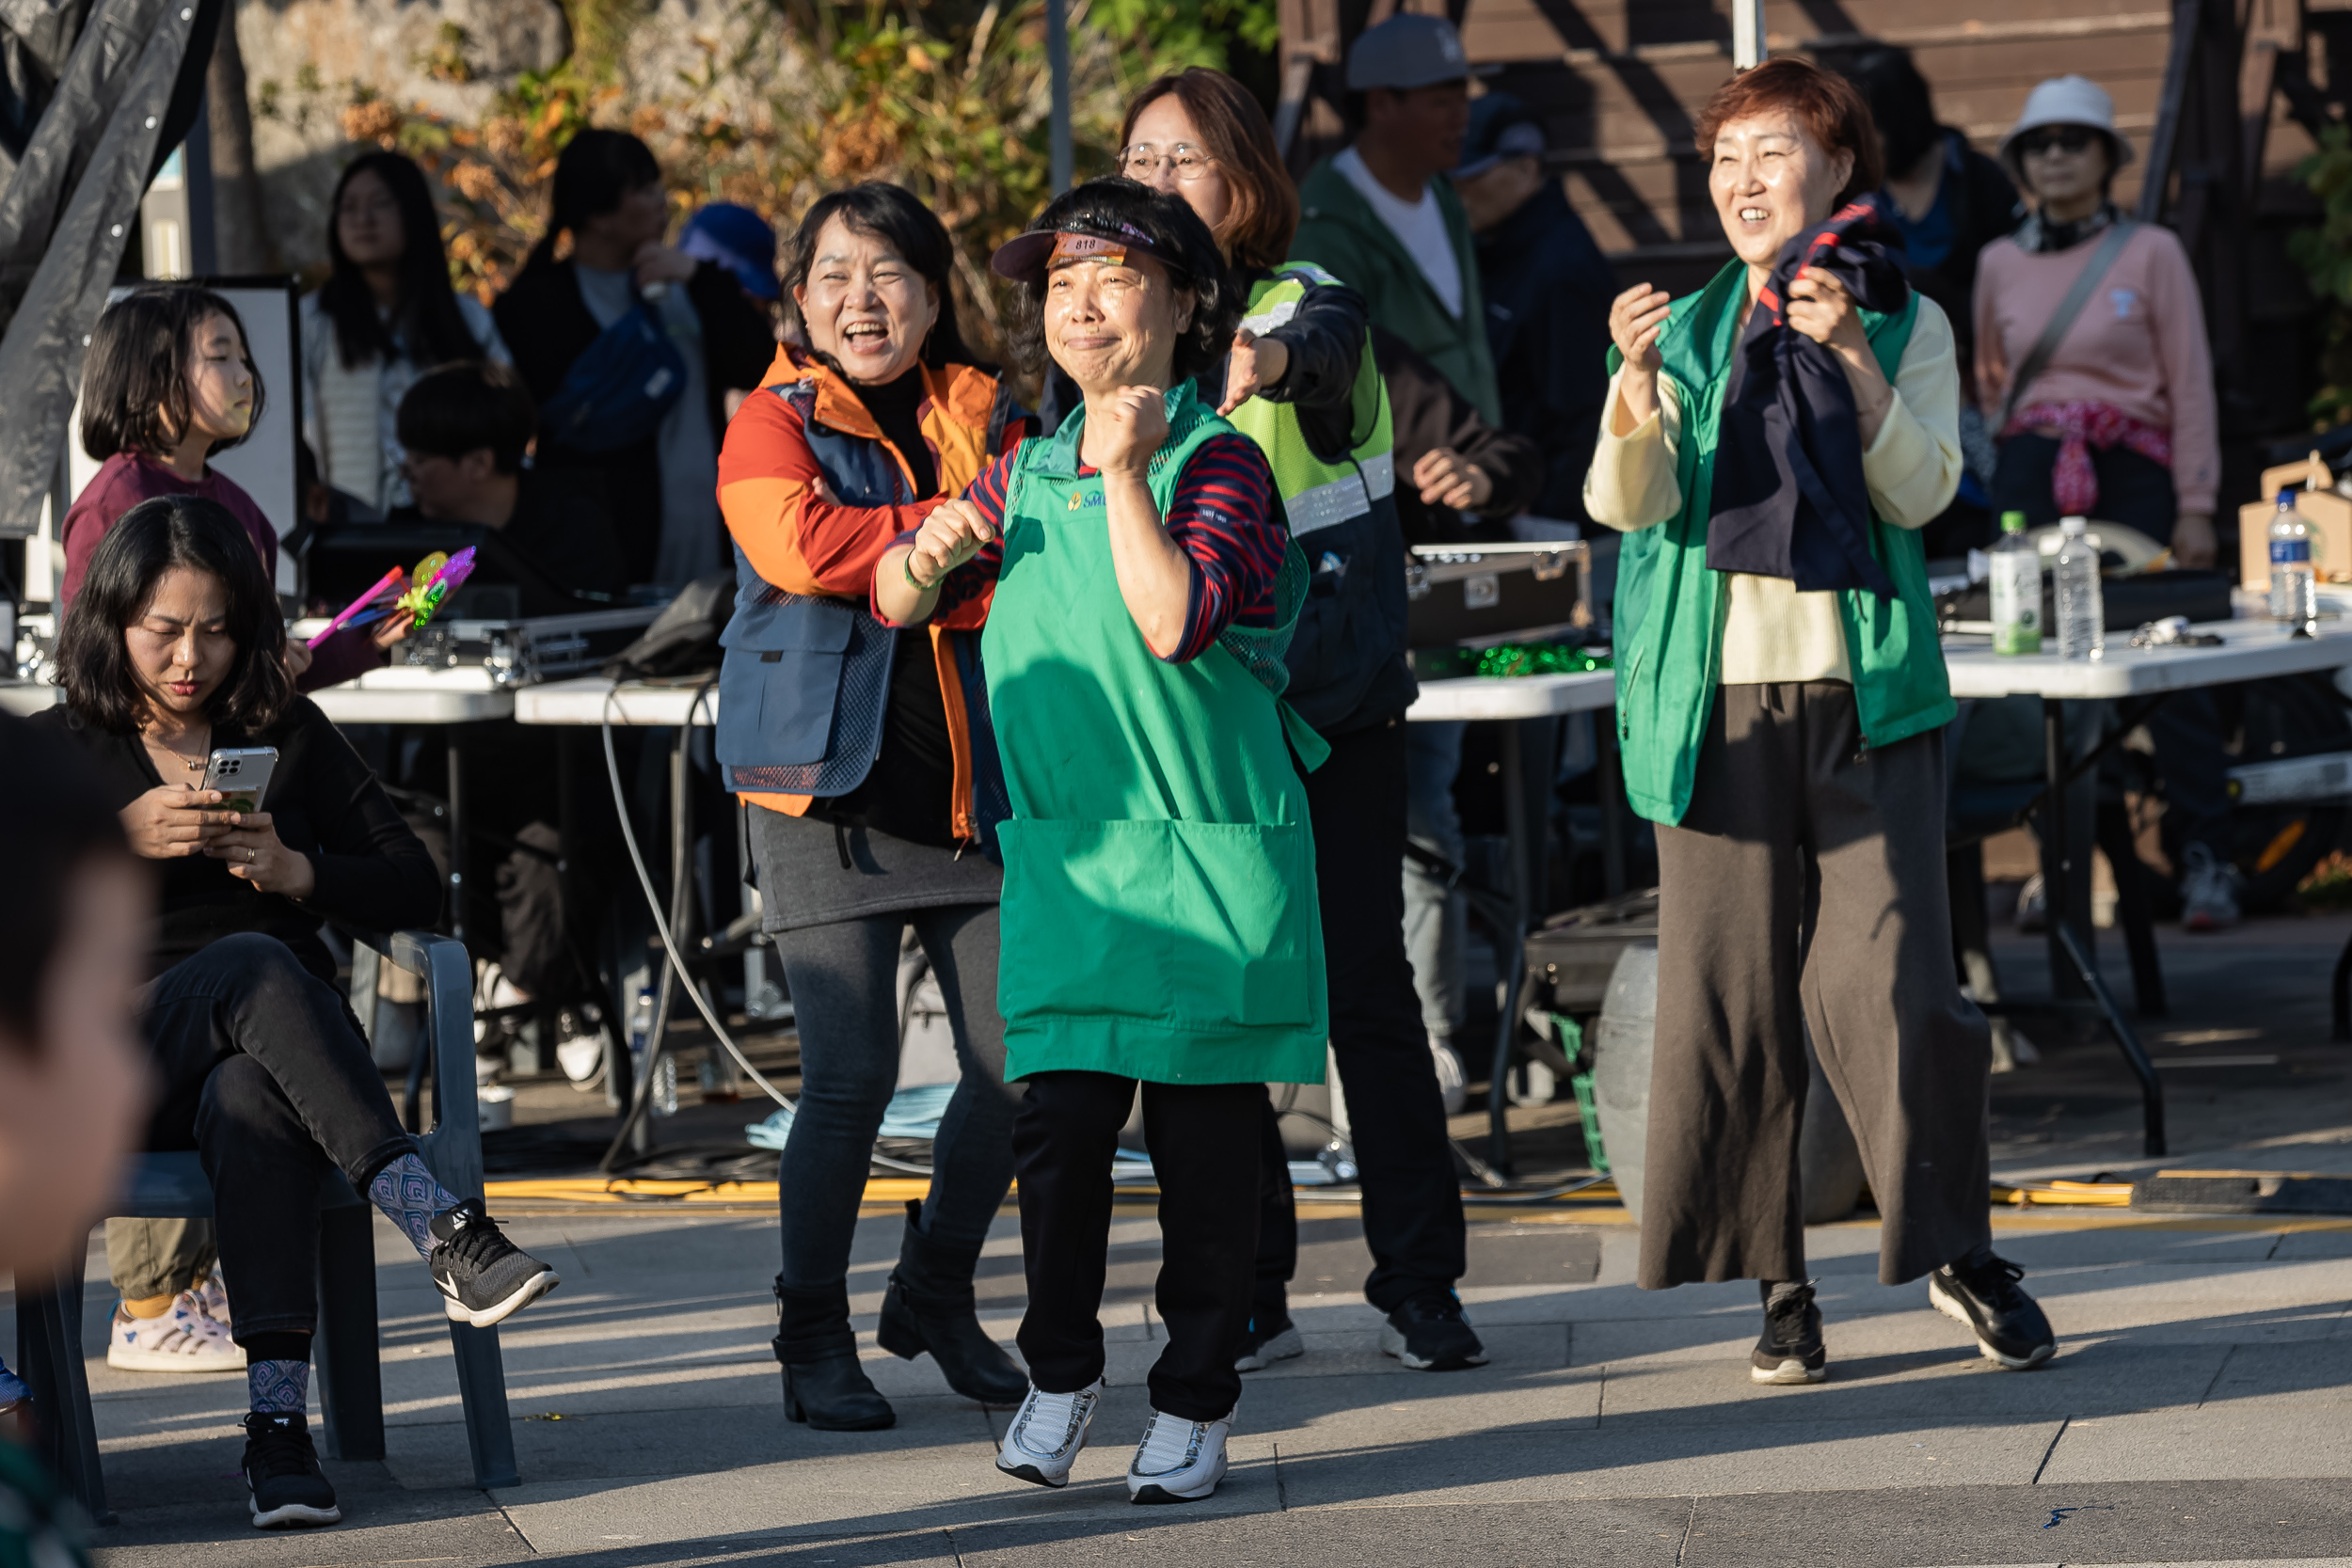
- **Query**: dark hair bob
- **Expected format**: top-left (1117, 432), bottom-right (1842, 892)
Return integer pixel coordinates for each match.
top-left (783, 182), bottom-right (976, 371)
top-left (58, 495), bottom-right (294, 737)
top-left (79, 286), bottom-right (265, 465)
top-left (1005, 178), bottom-right (1241, 387)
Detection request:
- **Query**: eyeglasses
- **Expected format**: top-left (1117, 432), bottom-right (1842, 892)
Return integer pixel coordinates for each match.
top-left (2016, 127), bottom-right (2101, 159)
top-left (1118, 143), bottom-right (1216, 183)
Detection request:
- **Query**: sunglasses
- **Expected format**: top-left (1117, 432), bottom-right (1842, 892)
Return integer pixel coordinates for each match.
top-left (2016, 127), bottom-right (2102, 158)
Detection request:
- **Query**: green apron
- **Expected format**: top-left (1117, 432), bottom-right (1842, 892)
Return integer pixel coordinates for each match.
top-left (982, 383), bottom-right (1330, 1086)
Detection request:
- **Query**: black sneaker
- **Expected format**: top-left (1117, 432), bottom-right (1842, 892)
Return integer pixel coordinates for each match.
top-left (1234, 1314), bottom-right (1304, 1372)
top-left (243, 1411), bottom-right (341, 1528)
top-left (1751, 1282), bottom-right (1828, 1385)
top-left (428, 1198), bottom-right (560, 1327)
top-left (1930, 1249), bottom-right (2057, 1370)
top-left (1379, 1291), bottom-right (1487, 1370)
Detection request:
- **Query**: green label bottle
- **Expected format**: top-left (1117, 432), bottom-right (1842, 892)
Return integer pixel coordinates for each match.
top-left (1990, 511), bottom-right (2042, 656)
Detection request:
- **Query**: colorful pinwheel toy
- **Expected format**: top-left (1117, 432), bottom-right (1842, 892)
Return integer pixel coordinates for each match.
top-left (304, 547), bottom-right (478, 649)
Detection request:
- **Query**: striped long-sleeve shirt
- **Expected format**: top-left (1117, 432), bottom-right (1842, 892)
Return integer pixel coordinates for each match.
top-left (917, 433), bottom-right (1283, 662)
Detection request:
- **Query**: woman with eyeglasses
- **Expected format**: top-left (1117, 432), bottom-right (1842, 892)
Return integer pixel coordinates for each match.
top-left (1974, 77), bottom-right (2233, 932)
top-left (1111, 69), bottom-right (1486, 1378)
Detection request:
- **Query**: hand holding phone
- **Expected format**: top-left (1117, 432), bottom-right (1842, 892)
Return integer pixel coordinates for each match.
top-left (199, 748), bottom-right (278, 818)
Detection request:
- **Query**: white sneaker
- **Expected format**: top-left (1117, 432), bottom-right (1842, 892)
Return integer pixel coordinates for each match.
top-left (996, 1379), bottom-right (1101, 1489)
top-left (107, 1293), bottom-right (243, 1373)
top-left (1428, 1033), bottom-right (1468, 1117)
top-left (2179, 842), bottom-right (2242, 933)
top-left (194, 1271), bottom-right (232, 1333)
top-left (1126, 1407), bottom-right (1231, 1503)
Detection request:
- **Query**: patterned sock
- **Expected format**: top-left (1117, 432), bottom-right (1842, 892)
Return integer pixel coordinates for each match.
top-left (367, 1153), bottom-right (464, 1259)
top-left (247, 1359), bottom-right (310, 1416)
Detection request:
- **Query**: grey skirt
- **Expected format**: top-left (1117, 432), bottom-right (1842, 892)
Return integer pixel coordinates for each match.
top-left (747, 803), bottom-right (1001, 933)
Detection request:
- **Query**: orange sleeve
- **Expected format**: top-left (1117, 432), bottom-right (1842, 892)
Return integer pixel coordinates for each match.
top-left (716, 387), bottom-right (941, 596)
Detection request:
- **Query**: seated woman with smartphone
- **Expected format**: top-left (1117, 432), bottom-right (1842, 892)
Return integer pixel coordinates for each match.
top-left (31, 495), bottom-right (561, 1533)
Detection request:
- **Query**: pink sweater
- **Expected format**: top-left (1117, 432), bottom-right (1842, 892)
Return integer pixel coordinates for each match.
top-left (1973, 223), bottom-right (2219, 513)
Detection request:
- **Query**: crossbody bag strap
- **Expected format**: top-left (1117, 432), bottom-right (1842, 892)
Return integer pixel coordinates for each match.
top-left (1996, 220), bottom-right (2138, 433)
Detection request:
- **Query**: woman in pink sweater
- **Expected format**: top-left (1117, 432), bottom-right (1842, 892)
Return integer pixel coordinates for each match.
top-left (1973, 75), bottom-right (2236, 930)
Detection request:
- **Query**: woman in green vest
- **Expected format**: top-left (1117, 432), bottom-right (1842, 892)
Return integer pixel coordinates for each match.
top-left (1115, 67), bottom-right (1487, 1376)
top-left (1584, 59), bottom-right (2056, 1382)
top-left (873, 180), bottom-right (1325, 1505)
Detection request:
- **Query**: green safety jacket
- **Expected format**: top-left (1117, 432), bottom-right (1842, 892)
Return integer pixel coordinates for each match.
top-left (1224, 263), bottom-right (1414, 734)
top-left (1611, 260), bottom-right (1954, 827)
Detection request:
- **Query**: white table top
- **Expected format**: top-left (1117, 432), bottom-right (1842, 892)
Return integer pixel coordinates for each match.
top-left (514, 676), bottom-right (718, 727)
top-left (0, 681), bottom-right (60, 717)
top-left (308, 684), bottom-right (514, 724)
top-left (1406, 671), bottom-right (1616, 721)
top-left (1943, 618), bottom-right (2352, 700)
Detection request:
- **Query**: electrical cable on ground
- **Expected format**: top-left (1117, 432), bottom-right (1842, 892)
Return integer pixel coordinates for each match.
top-left (600, 685), bottom-right (934, 1175)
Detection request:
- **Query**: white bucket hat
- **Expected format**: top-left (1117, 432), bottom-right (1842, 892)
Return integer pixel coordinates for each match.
top-left (1999, 75), bottom-right (2134, 173)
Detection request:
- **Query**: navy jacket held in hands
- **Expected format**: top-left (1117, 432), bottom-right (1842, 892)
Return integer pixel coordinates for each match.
top-left (1705, 201), bottom-right (1911, 600)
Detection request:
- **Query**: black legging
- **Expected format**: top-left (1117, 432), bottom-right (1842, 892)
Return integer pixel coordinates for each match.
top-left (142, 933), bottom-right (418, 1341)
top-left (771, 904), bottom-right (1018, 1289)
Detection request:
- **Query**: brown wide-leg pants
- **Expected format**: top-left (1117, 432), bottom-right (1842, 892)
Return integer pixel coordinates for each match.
top-left (1639, 682), bottom-right (1993, 1291)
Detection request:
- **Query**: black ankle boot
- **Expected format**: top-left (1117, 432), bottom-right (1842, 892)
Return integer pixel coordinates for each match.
top-left (772, 1277), bottom-right (893, 1431)
top-left (874, 1201), bottom-right (1029, 1404)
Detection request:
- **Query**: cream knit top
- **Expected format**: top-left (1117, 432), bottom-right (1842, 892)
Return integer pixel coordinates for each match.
top-left (1582, 293), bottom-right (1963, 684)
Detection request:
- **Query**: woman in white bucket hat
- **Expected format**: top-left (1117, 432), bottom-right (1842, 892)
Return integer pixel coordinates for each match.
top-left (1974, 75), bottom-right (2238, 932)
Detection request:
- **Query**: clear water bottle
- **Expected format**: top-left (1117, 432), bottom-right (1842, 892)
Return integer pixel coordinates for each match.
top-left (2269, 489), bottom-right (2319, 627)
top-left (627, 986), bottom-right (656, 1099)
top-left (2053, 515), bottom-right (2105, 660)
top-left (1989, 510), bottom-right (2042, 656)
top-left (652, 1052), bottom-right (678, 1117)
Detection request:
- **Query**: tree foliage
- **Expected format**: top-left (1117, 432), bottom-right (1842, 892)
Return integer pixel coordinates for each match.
top-left (342, 0), bottom-right (1273, 357)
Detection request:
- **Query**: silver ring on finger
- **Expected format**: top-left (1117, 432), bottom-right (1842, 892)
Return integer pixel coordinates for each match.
top-left (246, 847), bottom-right (257, 864)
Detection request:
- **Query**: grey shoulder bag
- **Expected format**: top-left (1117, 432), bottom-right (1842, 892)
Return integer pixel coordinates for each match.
top-left (1995, 219), bottom-right (2138, 433)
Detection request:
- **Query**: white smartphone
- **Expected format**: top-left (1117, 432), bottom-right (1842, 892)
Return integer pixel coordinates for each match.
top-left (200, 747), bottom-right (279, 816)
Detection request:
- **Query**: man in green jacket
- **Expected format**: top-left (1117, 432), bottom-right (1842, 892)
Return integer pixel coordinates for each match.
top-left (1294, 13), bottom-right (1501, 426)
top-left (1293, 11), bottom-right (1509, 1103)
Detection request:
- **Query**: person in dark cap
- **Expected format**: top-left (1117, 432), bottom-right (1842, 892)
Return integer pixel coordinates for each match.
top-left (1452, 92), bottom-right (1616, 524)
top-left (1293, 12), bottom-right (1498, 423)
top-left (681, 201), bottom-right (783, 305)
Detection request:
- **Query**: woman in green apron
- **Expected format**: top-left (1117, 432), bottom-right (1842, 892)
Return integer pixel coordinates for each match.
top-left (873, 179), bottom-right (1325, 1505)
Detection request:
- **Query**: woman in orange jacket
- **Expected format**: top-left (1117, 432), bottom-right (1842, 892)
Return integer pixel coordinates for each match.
top-left (715, 183), bottom-right (1028, 1430)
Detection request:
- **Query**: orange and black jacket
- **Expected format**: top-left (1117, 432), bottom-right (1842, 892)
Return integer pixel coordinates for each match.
top-left (714, 345), bottom-right (1025, 847)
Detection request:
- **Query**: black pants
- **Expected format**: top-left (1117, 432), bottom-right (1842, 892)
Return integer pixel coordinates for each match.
top-left (771, 903), bottom-right (1015, 1289)
top-left (1256, 716), bottom-right (1466, 1314)
top-left (142, 934), bottom-right (417, 1341)
top-left (1014, 1073), bottom-right (1261, 1422)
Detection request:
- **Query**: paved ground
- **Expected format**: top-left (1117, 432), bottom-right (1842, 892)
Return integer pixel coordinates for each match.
top-left (10, 912), bottom-right (2352, 1566)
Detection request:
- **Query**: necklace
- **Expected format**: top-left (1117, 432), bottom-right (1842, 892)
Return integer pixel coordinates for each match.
top-left (146, 730), bottom-right (210, 774)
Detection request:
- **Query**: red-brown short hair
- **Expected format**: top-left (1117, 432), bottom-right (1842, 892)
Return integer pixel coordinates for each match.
top-left (1120, 69), bottom-right (1299, 274)
top-left (1693, 57), bottom-right (1883, 209)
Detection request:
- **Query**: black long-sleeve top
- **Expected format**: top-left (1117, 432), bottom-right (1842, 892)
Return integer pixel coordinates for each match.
top-left (31, 698), bottom-right (442, 984)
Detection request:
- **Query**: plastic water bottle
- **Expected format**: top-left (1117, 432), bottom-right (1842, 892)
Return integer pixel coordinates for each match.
top-left (627, 986), bottom-right (656, 1100)
top-left (2053, 515), bottom-right (2104, 660)
top-left (1989, 510), bottom-right (2042, 656)
top-left (652, 1051), bottom-right (678, 1117)
top-left (2269, 489), bottom-right (2319, 627)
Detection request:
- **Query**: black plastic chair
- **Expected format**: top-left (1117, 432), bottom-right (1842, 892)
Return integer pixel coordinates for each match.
top-left (11, 928), bottom-right (517, 1526)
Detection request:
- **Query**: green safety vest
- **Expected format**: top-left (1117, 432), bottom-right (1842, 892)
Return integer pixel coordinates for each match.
top-left (1220, 264), bottom-right (1394, 538)
top-left (1611, 260), bottom-right (1954, 827)
top-left (980, 380), bottom-right (1330, 1086)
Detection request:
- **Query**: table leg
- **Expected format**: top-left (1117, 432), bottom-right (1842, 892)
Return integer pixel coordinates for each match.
top-left (1488, 721), bottom-right (1533, 1180)
top-left (445, 728), bottom-right (468, 945)
top-left (1597, 715), bottom-right (1627, 899)
top-left (2042, 699), bottom-right (2166, 1156)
